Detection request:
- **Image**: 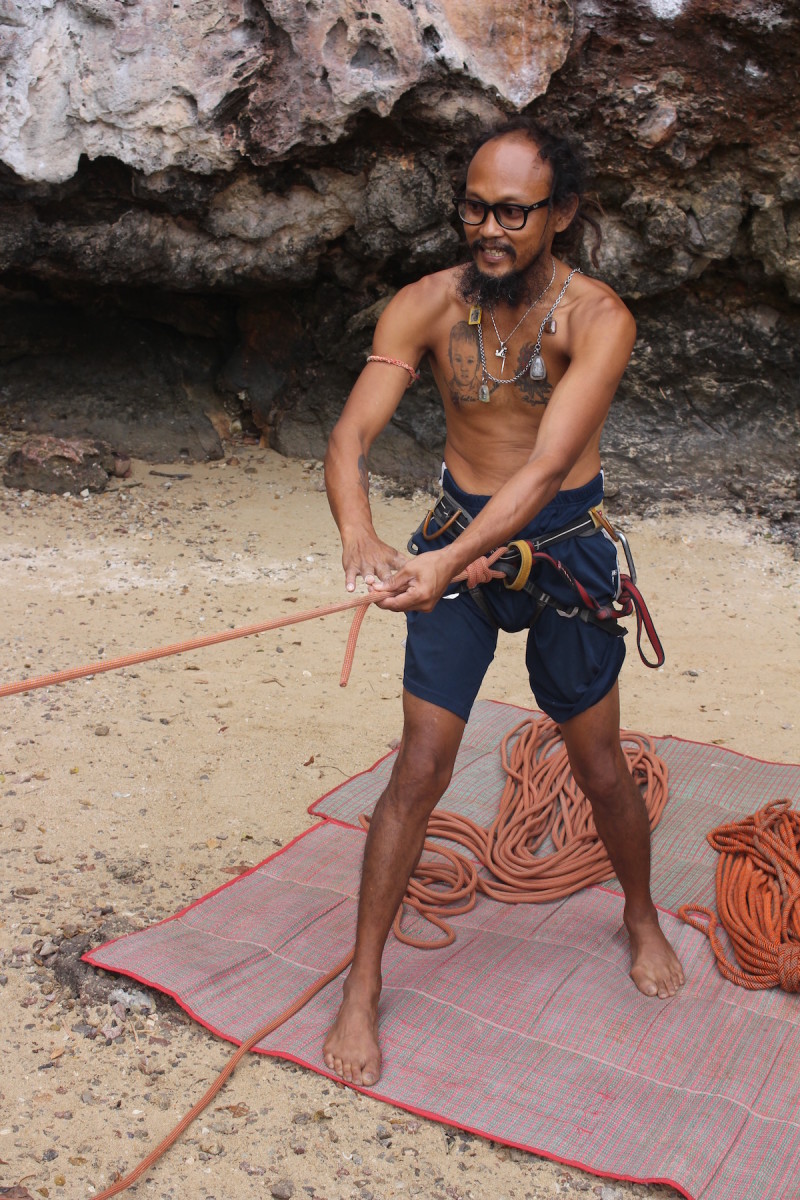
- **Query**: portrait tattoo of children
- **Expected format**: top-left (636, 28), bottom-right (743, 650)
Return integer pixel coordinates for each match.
top-left (446, 321), bottom-right (483, 406)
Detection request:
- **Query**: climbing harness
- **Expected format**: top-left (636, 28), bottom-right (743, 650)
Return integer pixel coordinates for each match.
top-left (409, 488), bottom-right (665, 668)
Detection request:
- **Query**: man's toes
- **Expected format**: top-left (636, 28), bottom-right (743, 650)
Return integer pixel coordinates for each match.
top-left (631, 968), bottom-right (658, 996)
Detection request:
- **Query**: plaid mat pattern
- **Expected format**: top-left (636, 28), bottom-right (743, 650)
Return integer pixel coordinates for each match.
top-left (86, 701), bottom-right (800, 1200)
top-left (310, 700), bottom-right (800, 914)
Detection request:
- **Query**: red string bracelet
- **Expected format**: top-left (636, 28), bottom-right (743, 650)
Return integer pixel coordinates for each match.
top-left (366, 355), bottom-right (420, 384)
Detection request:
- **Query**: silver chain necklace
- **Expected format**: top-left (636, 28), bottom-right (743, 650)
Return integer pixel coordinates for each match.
top-left (477, 267), bottom-right (581, 402)
top-left (488, 256), bottom-right (556, 376)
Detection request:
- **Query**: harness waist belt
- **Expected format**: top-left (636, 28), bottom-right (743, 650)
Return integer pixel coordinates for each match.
top-left (408, 489), bottom-right (664, 669)
top-left (411, 489), bottom-right (600, 555)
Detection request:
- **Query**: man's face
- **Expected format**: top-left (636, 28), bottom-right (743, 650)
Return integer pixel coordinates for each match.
top-left (450, 336), bottom-right (479, 387)
top-left (462, 134), bottom-right (555, 281)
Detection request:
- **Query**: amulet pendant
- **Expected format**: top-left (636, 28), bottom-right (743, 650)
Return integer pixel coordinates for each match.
top-left (529, 354), bottom-right (547, 381)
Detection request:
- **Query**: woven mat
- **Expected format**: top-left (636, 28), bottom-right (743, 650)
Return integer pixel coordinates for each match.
top-left (86, 701), bottom-right (800, 1200)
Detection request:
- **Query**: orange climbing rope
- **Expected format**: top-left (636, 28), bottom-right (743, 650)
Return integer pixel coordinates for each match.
top-left (370, 716), bottom-right (669, 949)
top-left (90, 949), bottom-right (355, 1199)
top-left (0, 595), bottom-right (376, 699)
top-left (90, 714), bottom-right (668, 1197)
top-left (0, 548), bottom-right (510, 701)
top-left (679, 799), bottom-right (800, 992)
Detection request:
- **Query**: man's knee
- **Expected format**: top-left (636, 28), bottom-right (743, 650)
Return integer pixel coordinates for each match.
top-left (388, 737), bottom-right (457, 810)
top-left (571, 749), bottom-right (630, 809)
top-left (560, 685), bottom-right (634, 809)
top-left (384, 696), bottom-right (464, 815)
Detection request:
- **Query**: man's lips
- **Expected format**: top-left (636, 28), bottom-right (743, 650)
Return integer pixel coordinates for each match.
top-left (473, 241), bottom-right (516, 263)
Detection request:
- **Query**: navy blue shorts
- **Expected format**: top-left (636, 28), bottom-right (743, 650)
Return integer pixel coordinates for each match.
top-left (403, 470), bottom-right (626, 725)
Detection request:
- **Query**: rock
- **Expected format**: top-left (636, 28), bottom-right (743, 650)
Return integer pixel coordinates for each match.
top-left (0, 0), bottom-right (798, 546)
top-left (0, 303), bottom-right (227, 465)
top-left (108, 987), bottom-right (155, 1016)
top-left (2, 435), bottom-right (124, 495)
top-left (636, 102), bottom-right (678, 148)
top-left (270, 1180), bottom-right (295, 1200)
top-left (1, 1), bottom-right (568, 185)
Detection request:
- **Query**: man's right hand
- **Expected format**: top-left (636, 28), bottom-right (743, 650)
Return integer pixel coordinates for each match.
top-left (342, 531), bottom-right (408, 592)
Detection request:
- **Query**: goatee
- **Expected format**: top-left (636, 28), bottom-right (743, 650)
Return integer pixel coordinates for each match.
top-left (457, 248), bottom-right (550, 309)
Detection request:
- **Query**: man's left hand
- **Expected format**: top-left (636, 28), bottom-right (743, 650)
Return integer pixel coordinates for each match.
top-left (369, 550), bottom-right (456, 612)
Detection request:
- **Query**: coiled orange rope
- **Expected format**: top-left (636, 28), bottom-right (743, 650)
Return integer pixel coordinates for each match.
top-left (376, 716), bottom-right (669, 948)
top-left (91, 716), bottom-right (668, 1196)
top-left (679, 799), bottom-right (800, 992)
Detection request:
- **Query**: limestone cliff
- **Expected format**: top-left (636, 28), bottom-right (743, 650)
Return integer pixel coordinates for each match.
top-left (0, 0), bottom-right (798, 537)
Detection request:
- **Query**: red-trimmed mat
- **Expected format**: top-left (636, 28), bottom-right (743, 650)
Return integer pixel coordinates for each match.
top-left (85, 702), bottom-right (800, 1200)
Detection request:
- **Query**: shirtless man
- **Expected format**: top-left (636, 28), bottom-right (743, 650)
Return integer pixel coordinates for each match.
top-left (323, 119), bottom-right (685, 1088)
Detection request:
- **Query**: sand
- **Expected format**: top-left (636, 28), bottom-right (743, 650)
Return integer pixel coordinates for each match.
top-left (1, 444), bottom-right (798, 1200)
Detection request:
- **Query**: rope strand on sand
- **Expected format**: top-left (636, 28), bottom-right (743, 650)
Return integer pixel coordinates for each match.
top-left (0, 549), bottom-right (512, 699)
top-left (0, 595), bottom-right (376, 699)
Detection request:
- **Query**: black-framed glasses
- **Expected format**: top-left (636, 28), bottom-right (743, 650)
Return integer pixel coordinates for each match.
top-left (453, 196), bottom-right (551, 230)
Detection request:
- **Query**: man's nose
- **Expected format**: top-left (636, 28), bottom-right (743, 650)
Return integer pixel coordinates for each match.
top-left (479, 208), bottom-right (504, 237)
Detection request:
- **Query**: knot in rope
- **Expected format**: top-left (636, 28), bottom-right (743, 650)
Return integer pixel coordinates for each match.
top-left (462, 546), bottom-right (508, 591)
top-left (464, 557), bottom-right (497, 588)
top-left (777, 943), bottom-right (800, 992)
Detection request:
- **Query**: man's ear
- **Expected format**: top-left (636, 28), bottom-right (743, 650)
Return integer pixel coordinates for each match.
top-left (552, 194), bottom-right (580, 233)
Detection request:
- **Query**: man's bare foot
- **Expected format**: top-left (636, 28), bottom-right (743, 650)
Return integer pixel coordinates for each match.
top-left (323, 980), bottom-right (382, 1086)
top-left (626, 909), bottom-right (685, 999)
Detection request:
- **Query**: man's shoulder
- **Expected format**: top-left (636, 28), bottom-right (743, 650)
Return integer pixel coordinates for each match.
top-left (383, 267), bottom-right (463, 324)
top-left (570, 270), bottom-right (633, 325)
top-left (565, 270), bottom-right (635, 349)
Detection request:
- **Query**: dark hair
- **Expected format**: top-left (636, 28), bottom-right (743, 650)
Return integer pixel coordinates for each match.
top-left (468, 117), bottom-right (602, 265)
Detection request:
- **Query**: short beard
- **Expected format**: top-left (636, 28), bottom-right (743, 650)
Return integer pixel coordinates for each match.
top-left (457, 247), bottom-right (549, 309)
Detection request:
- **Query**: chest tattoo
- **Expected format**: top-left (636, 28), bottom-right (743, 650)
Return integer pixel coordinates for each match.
top-left (445, 320), bottom-right (482, 407)
top-left (514, 340), bottom-right (554, 407)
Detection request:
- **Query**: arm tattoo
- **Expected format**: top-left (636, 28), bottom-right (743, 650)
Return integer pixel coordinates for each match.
top-left (357, 453), bottom-right (369, 496)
